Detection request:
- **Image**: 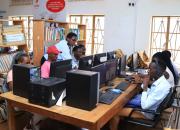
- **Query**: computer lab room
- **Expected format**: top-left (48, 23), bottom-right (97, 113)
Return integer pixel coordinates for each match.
top-left (0, 0), bottom-right (180, 130)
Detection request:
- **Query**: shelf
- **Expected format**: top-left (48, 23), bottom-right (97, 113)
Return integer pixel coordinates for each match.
top-left (0, 41), bottom-right (26, 47)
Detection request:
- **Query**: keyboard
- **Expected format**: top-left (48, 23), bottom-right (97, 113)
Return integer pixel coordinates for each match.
top-left (115, 81), bottom-right (130, 91)
top-left (99, 90), bottom-right (121, 104)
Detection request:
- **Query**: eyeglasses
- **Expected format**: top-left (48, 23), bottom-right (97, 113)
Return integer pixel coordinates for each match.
top-left (71, 38), bottom-right (77, 41)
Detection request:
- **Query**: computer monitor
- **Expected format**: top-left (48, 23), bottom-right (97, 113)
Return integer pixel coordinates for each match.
top-left (91, 63), bottom-right (106, 86)
top-left (107, 51), bottom-right (115, 60)
top-left (93, 52), bottom-right (107, 66)
top-left (50, 59), bottom-right (72, 79)
top-left (79, 55), bottom-right (93, 70)
top-left (120, 55), bottom-right (127, 72)
top-left (133, 53), bottom-right (139, 71)
top-left (105, 59), bottom-right (117, 85)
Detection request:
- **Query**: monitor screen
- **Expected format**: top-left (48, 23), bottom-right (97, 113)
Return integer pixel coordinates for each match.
top-left (133, 53), bottom-right (138, 71)
top-left (107, 51), bottom-right (115, 60)
top-left (105, 59), bottom-right (117, 83)
top-left (79, 55), bottom-right (93, 70)
top-left (120, 55), bottom-right (127, 72)
top-left (91, 63), bottom-right (106, 86)
top-left (50, 59), bottom-right (72, 79)
top-left (93, 52), bottom-right (107, 66)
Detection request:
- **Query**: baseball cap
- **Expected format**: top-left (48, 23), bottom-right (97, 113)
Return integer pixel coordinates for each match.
top-left (47, 45), bottom-right (61, 55)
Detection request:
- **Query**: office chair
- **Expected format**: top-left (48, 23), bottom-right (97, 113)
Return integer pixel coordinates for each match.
top-left (123, 87), bottom-right (176, 129)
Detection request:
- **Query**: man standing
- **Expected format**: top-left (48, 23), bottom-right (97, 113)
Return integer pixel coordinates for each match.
top-left (55, 32), bottom-right (77, 60)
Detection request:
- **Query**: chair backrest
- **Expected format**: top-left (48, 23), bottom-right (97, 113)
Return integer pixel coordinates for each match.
top-left (156, 87), bottom-right (175, 113)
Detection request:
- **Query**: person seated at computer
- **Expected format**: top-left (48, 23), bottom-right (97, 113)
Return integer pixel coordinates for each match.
top-left (41, 45), bottom-right (60, 78)
top-left (161, 50), bottom-right (179, 85)
top-left (110, 60), bottom-right (171, 130)
top-left (152, 52), bottom-right (175, 87)
top-left (72, 45), bottom-right (83, 69)
top-left (6, 52), bottom-right (30, 91)
top-left (78, 44), bottom-right (86, 56)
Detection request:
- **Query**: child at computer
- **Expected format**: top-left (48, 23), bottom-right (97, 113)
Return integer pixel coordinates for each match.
top-left (41, 45), bottom-right (61, 78)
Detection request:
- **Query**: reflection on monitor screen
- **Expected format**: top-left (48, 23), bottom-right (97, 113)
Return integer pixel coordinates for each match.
top-left (50, 59), bottom-right (72, 79)
top-left (120, 55), bottom-right (127, 72)
top-left (91, 63), bottom-right (106, 86)
top-left (133, 53), bottom-right (138, 71)
top-left (105, 59), bottom-right (117, 83)
top-left (107, 51), bottom-right (115, 60)
top-left (79, 55), bottom-right (93, 70)
top-left (93, 53), bottom-right (107, 66)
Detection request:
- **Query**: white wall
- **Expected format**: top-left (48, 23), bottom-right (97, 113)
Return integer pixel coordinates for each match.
top-left (135, 0), bottom-right (180, 55)
top-left (1, 0), bottom-right (180, 56)
top-left (0, 0), bottom-right (33, 18)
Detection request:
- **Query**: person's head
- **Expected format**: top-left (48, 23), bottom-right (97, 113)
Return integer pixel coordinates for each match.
top-left (78, 44), bottom-right (86, 55)
top-left (47, 45), bottom-right (60, 62)
top-left (66, 32), bottom-right (77, 46)
top-left (162, 50), bottom-right (171, 59)
top-left (16, 53), bottom-right (30, 64)
top-left (152, 52), bottom-right (163, 63)
top-left (73, 45), bottom-right (82, 60)
top-left (149, 60), bottom-right (166, 80)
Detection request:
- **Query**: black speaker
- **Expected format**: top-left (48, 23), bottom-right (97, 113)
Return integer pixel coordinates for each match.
top-left (13, 64), bottom-right (39, 98)
top-left (66, 70), bottom-right (99, 111)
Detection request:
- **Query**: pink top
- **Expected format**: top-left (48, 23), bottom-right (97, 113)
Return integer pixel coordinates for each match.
top-left (7, 70), bottom-right (13, 83)
top-left (41, 61), bottom-right (51, 78)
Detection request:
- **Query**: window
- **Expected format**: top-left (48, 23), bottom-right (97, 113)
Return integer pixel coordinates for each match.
top-left (69, 15), bottom-right (105, 55)
top-left (150, 16), bottom-right (180, 65)
top-left (9, 16), bottom-right (33, 51)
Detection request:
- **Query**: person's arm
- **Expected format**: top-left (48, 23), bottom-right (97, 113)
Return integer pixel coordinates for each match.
top-left (7, 70), bottom-right (13, 91)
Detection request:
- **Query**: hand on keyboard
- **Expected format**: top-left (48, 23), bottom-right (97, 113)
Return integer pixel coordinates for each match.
top-left (115, 81), bottom-right (130, 91)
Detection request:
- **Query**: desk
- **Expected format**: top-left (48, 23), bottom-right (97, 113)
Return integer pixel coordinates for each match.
top-left (0, 78), bottom-right (138, 130)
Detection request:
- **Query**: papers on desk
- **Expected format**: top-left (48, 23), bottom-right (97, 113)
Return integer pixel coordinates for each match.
top-left (56, 89), bottom-right (66, 106)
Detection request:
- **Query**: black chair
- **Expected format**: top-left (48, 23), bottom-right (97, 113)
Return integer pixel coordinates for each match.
top-left (123, 87), bottom-right (176, 128)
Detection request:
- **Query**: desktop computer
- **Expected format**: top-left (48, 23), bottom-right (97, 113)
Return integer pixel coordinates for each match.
top-left (66, 70), bottom-right (99, 110)
top-left (28, 77), bottom-right (66, 107)
top-left (13, 64), bottom-right (40, 98)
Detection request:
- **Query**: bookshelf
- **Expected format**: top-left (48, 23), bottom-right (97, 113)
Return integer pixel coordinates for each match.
top-left (33, 19), bottom-right (86, 66)
top-left (0, 19), bottom-right (28, 52)
top-left (0, 19), bottom-right (28, 74)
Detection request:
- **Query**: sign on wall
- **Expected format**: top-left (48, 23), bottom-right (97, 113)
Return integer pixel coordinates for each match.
top-left (46, 0), bottom-right (65, 13)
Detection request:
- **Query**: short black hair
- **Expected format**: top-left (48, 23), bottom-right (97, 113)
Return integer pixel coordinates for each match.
top-left (66, 32), bottom-right (77, 39)
top-left (162, 50), bottom-right (171, 58)
top-left (73, 45), bottom-right (81, 52)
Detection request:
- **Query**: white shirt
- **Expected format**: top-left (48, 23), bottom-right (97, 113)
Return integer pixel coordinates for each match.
top-left (141, 75), bottom-right (171, 119)
top-left (55, 40), bottom-right (72, 60)
top-left (166, 67), bottom-right (174, 87)
top-left (72, 54), bottom-right (79, 69)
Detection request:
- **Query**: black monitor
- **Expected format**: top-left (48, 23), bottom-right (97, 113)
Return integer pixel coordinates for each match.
top-left (120, 55), bottom-right (127, 72)
top-left (133, 53), bottom-right (139, 71)
top-left (105, 59), bottom-right (117, 85)
top-left (107, 51), bottom-right (115, 60)
top-left (93, 52), bottom-right (107, 66)
top-left (79, 55), bottom-right (93, 70)
top-left (50, 59), bottom-right (72, 79)
top-left (91, 63), bottom-right (106, 86)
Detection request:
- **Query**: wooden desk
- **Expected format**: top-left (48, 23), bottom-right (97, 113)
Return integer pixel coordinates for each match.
top-left (0, 78), bottom-right (138, 130)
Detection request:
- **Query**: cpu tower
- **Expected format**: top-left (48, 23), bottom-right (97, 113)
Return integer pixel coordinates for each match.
top-left (66, 70), bottom-right (99, 111)
top-left (13, 64), bottom-right (38, 98)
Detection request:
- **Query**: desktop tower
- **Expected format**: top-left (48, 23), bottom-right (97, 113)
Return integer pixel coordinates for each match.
top-left (66, 70), bottom-right (99, 111)
top-left (13, 64), bottom-right (38, 98)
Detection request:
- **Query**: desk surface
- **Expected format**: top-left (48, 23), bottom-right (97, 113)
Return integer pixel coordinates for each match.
top-left (0, 78), bottom-right (138, 130)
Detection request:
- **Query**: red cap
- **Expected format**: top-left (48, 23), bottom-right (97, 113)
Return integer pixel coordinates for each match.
top-left (47, 45), bottom-right (61, 55)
